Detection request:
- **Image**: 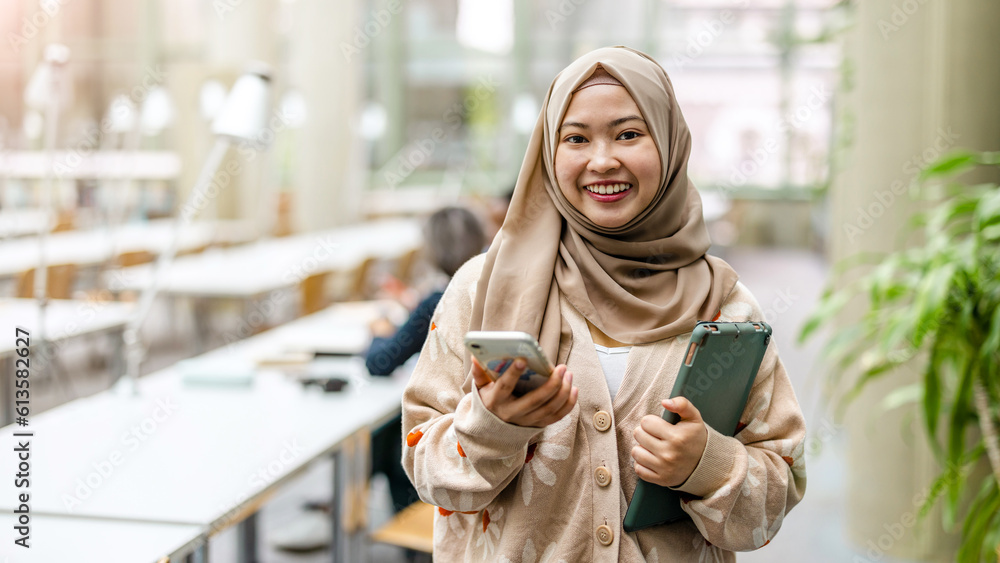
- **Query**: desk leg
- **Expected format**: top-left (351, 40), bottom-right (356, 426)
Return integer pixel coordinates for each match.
top-left (236, 511), bottom-right (258, 563)
top-left (108, 327), bottom-right (125, 384)
top-left (331, 449), bottom-right (345, 563)
top-left (192, 298), bottom-right (212, 354)
top-left (350, 431), bottom-right (371, 563)
top-left (185, 542), bottom-right (209, 563)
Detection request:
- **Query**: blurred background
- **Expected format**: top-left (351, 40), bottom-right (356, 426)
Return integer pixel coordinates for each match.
top-left (1, 0), bottom-right (998, 562)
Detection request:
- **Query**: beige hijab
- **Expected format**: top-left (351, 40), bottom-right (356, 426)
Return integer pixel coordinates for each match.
top-left (470, 46), bottom-right (739, 362)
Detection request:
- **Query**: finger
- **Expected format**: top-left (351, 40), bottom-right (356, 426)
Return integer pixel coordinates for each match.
top-left (491, 357), bottom-right (525, 397)
top-left (550, 385), bottom-right (578, 421)
top-left (528, 380), bottom-right (577, 427)
top-left (636, 414), bottom-right (674, 442)
top-left (633, 461), bottom-right (659, 484)
top-left (470, 356), bottom-right (492, 389)
top-left (662, 397), bottom-right (703, 423)
top-left (630, 444), bottom-right (663, 469)
top-left (523, 368), bottom-right (573, 424)
top-left (515, 364), bottom-right (566, 411)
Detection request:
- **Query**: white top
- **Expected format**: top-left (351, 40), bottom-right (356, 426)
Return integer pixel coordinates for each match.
top-left (594, 343), bottom-right (631, 399)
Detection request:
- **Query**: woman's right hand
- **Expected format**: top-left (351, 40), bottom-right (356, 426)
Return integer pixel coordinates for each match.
top-left (470, 357), bottom-right (578, 427)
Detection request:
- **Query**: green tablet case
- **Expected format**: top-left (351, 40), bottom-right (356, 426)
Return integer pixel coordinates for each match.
top-left (623, 321), bottom-right (772, 533)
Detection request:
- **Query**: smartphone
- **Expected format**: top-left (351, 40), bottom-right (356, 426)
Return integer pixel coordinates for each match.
top-left (464, 331), bottom-right (555, 397)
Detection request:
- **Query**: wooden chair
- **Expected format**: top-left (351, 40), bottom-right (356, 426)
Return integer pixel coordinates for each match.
top-left (370, 501), bottom-right (434, 556)
top-left (273, 192), bottom-right (294, 237)
top-left (176, 243), bottom-right (210, 257)
top-left (299, 272), bottom-right (329, 316)
top-left (394, 247), bottom-right (422, 287)
top-left (116, 250), bottom-right (155, 268)
top-left (52, 209), bottom-right (75, 232)
top-left (16, 264), bottom-right (78, 299)
top-left (350, 257), bottom-right (377, 301)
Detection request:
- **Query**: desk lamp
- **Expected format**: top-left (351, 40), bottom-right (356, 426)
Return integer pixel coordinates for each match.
top-left (23, 44), bottom-right (71, 350)
top-left (117, 63), bottom-right (274, 392)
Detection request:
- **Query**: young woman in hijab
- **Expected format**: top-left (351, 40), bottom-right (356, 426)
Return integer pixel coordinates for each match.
top-left (401, 46), bottom-right (806, 562)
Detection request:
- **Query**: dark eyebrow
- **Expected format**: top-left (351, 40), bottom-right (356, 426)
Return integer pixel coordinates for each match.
top-left (559, 115), bottom-right (646, 132)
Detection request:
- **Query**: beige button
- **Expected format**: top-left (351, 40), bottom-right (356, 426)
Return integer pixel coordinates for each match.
top-left (596, 524), bottom-right (614, 546)
top-left (594, 466), bottom-right (612, 487)
top-left (593, 410), bottom-right (612, 432)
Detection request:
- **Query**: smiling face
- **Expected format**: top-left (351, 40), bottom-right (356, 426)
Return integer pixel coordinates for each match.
top-left (554, 84), bottom-right (662, 230)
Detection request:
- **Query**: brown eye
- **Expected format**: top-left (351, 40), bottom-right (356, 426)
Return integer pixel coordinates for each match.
top-left (618, 131), bottom-right (641, 141)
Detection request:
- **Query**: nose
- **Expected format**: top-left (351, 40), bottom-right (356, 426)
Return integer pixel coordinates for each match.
top-left (587, 141), bottom-right (620, 174)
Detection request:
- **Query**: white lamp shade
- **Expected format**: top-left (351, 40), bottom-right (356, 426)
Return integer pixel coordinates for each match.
top-left (22, 110), bottom-right (43, 140)
top-left (211, 64), bottom-right (273, 147)
top-left (199, 80), bottom-right (227, 122)
top-left (107, 94), bottom-right (137, 133)
top-left (24, 44), bottom-right (72, 112)
top-left (512, 93), bottom-right (538, 135)
top-left (456, 0), bottom-right (513, 54)
top-left (359, 102), bottom-right (387, 141)
top-left (140, 86), bottom-right (175, 135)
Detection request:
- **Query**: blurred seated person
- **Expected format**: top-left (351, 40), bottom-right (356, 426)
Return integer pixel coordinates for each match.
top-left (272, 206), bottom-right (487, 553)
top-left (366, 206), bottom-right (487, 513)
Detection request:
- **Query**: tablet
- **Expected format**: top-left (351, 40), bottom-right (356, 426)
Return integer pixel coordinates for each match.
top-left (623, 321), bottom-right (772, 533)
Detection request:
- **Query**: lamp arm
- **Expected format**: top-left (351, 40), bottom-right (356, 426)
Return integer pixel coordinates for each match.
top-left (118, 137), bottom-right (231, 386)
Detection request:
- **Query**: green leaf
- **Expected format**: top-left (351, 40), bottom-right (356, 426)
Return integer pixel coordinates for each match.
top-left (923, 347), bottom-right (944, 459)
top-left (919, 150), bottom-right (979, 182)
top-left (881, 383), bottom-right (923, 411)
top-left (946, 360), bottom-right (977, 528)
top-left (957, 478), bottom-right (1000, 563)
top-left (984, 307), bottom-right (1000, 362)
top-left (799, 289), bottom-right (851, 343)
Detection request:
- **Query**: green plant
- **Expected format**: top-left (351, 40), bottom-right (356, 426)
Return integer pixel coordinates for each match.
top-left (801, 150), bottom-right (1000, 562)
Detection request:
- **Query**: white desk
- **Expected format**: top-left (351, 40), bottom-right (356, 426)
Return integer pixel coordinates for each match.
top-left (0, 209), bottom-right (52, 239)
top-left (0, 301), bottom-right (410, 563)
top-left (0, 298), bottom-right (134, 426)
top-left (114, 218), bottom-right (422, 299)
top-left (0, 219), bottom-right (256, 281)
top-left (0, 514), bottom-right (204, 563)
top-left (0, 150), bottom-right (181, 180)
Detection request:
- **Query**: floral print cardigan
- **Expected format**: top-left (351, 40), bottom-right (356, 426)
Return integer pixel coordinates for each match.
top-left (402, 254), bottom-right (807, 562)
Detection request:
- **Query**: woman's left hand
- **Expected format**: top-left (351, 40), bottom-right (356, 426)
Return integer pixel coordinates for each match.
top-left (631, 397), bottom-right (708, 488)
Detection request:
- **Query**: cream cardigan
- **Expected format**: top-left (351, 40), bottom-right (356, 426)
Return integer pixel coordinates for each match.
top-left (402, 254), bottom-right (807, 562)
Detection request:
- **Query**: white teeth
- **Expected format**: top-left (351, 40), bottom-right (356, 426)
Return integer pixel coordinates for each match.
top-left (585, 183), bottom-right (631, 194)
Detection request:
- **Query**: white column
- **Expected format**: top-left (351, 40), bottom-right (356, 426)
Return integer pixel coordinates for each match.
top-left (286, 0), bottom-right (365, 230)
